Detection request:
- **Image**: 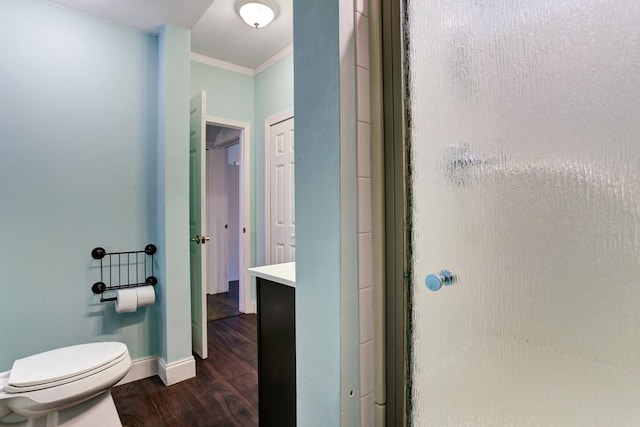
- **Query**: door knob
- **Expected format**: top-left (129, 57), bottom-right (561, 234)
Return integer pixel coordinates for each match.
top-left (191, 235), bottom-right (201, 244)
top-left (201, 236), bottom-right (211, 244)
top-left (425, 269), bottom-right (456, 291)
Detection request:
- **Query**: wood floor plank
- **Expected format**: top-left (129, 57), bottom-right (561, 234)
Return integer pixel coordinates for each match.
top-left (215, 315), bottom-right (257, 344)
top-left (207, 281), bottom-right (240, 321)
top-left (113, 314), bottom-right (258, 427)
top-left (208, 319), bottom-right (257, 368)
top-left (113, 377), bottom-right (167, 427)
top-left (204, 341), bottom-right (258, 408)
top-left (195, 364), bottom-right (258, 425)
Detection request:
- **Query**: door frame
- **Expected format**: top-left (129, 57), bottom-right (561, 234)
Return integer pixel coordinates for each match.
top-left (264, 110), bottom-right (294, 264)
top-left (206, 115), bottom-right (254, 314)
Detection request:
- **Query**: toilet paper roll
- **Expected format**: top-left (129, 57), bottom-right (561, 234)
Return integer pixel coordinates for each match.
top-left (136, 285), bottom-right (156, 307)
top-left (115, 288), bottom-right (138, 313)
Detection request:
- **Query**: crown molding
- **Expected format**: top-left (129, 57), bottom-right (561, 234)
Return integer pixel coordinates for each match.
top-left (255, 44), bottom-right (294, 75)
top-left (191, 44), bottom-right (293, 77)
top-left (190, 52), bottom-right (254, 76)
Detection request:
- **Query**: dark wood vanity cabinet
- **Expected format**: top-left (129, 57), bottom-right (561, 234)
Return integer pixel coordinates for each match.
top-left (256, 277), bottom-right (296, 427)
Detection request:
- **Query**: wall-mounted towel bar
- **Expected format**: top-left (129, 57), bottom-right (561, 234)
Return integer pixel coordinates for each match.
top-left (91, 244), bottom-right (158, 302)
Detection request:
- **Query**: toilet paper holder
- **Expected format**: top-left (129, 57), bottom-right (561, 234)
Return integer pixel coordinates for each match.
top-left (91, 244), bottom-right (158, 302)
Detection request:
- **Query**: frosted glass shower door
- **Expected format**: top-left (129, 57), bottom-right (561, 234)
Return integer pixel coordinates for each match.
top-left (407, 1), bottom-right (640, 425)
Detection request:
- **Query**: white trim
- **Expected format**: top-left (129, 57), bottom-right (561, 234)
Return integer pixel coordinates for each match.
top-left (115, 356), bottom-right (158, 386)
top-left (157, 356), bottom-right (196, 386)
top-left (206, 115), bottom-right (254, 314)
top-left (339, 0), bottom-right (360, 423)
top-left (255, 44), bottom-right (294, 75)
top-left (264, 110), bottom-right (294, 264)
top-left (191, 44), bottom-right (293, 77)
top-left (191, 52), bottom-right (254, 76)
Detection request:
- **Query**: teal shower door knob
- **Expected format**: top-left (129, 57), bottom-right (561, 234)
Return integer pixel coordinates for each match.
top-left (425, 269), bottom-right (456, 291)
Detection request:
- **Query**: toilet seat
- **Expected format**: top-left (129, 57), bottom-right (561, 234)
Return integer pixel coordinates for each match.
top-left (5, 342), bottom-right (128, 393)
top-left (1, 342), bottom-right (131, 421)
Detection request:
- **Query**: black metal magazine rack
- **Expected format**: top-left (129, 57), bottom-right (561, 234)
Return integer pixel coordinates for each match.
top-left (91, 244), bottom-right (158, 302)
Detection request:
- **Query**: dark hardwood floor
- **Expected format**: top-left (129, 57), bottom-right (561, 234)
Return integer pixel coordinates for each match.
top-left (113, 314), bottom-right (257, 427)
top-left (208, 281), bottom-right (240, 321)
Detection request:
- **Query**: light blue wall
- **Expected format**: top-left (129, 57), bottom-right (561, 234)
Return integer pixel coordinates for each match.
top-left (0, 0), bottom-right (160, 369)
top-left (254, 54), bottom-right (295, 266)
top-left (294, 0), bottom-right (342, 425)
top-left (191, 62), bottom-right (254, 123)
top-left (157, 25), bottom-right (192, 365)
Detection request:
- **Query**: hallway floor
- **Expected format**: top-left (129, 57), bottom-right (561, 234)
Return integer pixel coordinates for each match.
top-left (112, 314), bottom-right (257, 426)
top-left (207, 280), bottom-right (240, 321)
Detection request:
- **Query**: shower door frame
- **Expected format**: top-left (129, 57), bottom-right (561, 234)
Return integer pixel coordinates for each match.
top-left (381, 0), bottom-right (408, 425)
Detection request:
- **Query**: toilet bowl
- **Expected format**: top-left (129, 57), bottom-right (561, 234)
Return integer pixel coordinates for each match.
top-left (0, 342), bottom-right (131, 427)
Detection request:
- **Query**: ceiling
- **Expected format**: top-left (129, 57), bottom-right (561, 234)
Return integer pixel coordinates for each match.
top-left (192, 0), bottom-right (293, 69)
top-left (206, 124), bottom-right (242, 149)
top-left (45, 0), bottom-right (293, 70)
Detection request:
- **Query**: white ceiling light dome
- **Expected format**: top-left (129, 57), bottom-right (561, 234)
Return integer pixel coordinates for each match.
top-left (235, 0), bottom-right (279, 29)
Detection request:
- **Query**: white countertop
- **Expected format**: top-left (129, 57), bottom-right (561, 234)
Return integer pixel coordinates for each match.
top-left (248, 262), bottom-right (296, 288)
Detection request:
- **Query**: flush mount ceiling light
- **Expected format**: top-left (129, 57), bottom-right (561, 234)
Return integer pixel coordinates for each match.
top-left (235, 0), bottom-right (278, 29)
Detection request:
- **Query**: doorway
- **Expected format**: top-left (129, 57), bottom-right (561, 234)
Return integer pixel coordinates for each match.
top-left (203, 116), bottom-right (255, 326)
top-left (189, 92), bottom-right (253, 358)
top-left (204, 119), bottom-right (252, 321)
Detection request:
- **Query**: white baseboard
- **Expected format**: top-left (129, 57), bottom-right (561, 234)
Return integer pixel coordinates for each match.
top-left (115, 356), bottom-right (158, 386)
top-left (243, 300), bottom-right (257, 314)
top-left (157, 356), bottom-right (196, 386)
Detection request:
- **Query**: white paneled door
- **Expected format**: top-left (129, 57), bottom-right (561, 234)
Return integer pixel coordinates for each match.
top-left (268, 117), bottom-right (295, 264)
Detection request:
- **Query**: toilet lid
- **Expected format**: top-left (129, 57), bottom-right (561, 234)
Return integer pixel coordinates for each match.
top-left (8, 342), bottom-right (127, 389)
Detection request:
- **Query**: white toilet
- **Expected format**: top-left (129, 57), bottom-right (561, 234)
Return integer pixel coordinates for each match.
top-left (0, 342), bottom-right (131, 427)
